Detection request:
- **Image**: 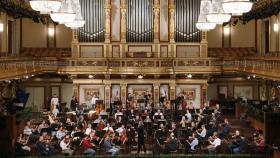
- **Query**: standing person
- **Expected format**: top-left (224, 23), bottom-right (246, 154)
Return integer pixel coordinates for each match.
top-left (91, 94), bottom-right (98, 109)
top-left (50, 94), bottom-right (59, 111)
top-left (137, 121), bottom-right (146, 154)
top-left (70, 96), bottom-right (78, 111)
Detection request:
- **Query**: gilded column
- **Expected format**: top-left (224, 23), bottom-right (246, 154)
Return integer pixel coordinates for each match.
top-left (0, 11), bottom-right (8, 54)
top-left (169, 83), bottom-right (176, 101)
top-left (73, 83), bottom-right (79, 99)
top-left (104, 84), bottom-right (111, 109)
top-left (120, 0), bottom-right (127, 57)
top-left (153, 0), bottom-right (160, 57)
top-left (104, 0), bottom-right (111, 44)
top-left (120, 83), bottom-right (127, 105)
top-left (200, 31), bottom-right (208, 57)
top-left (104, 0), bottom-right (112, 57)
top-left (153, 83), bottom-right (160, 107)
top-left (201, 84), bottom-right (207, 109)
top-left (168, 0), bottom-right (176, 57)
top-left (71, 29), bottom-right (79, 58)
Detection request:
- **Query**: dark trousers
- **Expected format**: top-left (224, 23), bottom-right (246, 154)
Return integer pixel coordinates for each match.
top-left (137, 141), bottom-right (146, 153)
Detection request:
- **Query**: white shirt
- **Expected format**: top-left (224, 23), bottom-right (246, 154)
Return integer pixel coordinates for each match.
top-left (60, 140), bottom-right (70, 150)
top-left (103, 127), bottom-right (114, 132)
top-left (190, 138), bottom-right (199, 150)
top-left (198, 128), bottom-right (207, 138)
top-left (185, 113), bottom-right (192, 121)
top-left (23, 127), bottom-right (32, 136)
top-left (210, 138), bottom-right (221, 147)
top-left (56, 130), bottom-right (66, 140)
top-left (91, 97), bottom-right (98, 105)
top-left (51, 97), bottom-right (59, 106)
top-left (85, 128), bottom-right (92, 135)
top-left (116, 127), bottom-right (124, 135)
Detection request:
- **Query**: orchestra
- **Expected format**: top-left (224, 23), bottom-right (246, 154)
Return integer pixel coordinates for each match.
top-left (16, 92), bottom-right (255, 157)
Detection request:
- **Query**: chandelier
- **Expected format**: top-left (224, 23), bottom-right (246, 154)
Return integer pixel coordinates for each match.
top-left (207, 0), bottom-right (231, 24)
top-left (29, 0), bottom-right (62, 14)
top-left (222, 0), bottom-right (253, 16)
top-left (196, 0), bottom-right (216, 31)
top-left (64, 0), bottom-right (85, 29)
top-left (50, 0), bottom-right (76, 24)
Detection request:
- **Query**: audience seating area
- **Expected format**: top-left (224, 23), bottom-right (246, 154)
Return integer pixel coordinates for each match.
top-left (20, 48), bottom-right (72, 58)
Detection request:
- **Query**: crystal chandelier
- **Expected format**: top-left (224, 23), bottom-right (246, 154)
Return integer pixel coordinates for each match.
top-left (64, 0), bottom-right (85, 29)
top-left (50, 0), bottom-right (76, 24)
top-left (207, 0), bottom-right (231, 24)
top-left (29, 0), bottom-right (62, 14)
top-left (196, 0), bottom-right (216, 31)
top-left (222, 0), bottom-right (253, 16)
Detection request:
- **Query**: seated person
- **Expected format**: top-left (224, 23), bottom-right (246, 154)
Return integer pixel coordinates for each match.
top-left (16, 133), bottom-right (31, 154)
top-left (56, 127), bottom-right (66, 140)
top-left (253, 134), bottom-right (266, 154)
top-left (180, 116), bottom-right (188, 128)
top-left (228, 130), bottom-right (241, 153)
top-left (103, 123), bottom-right (114, 132)
top-left (164, 133), bottom-right (178, 154)
top-left (93, 116), bottom-right (103, 124)
top-left (115, 124), bottom-right (125, 136)
top-left (90, 130), bottom-right (100, 144)
top-left (153, 109), bottom-right (163, 120)
top-left (207, 132), bottom-right (221, 154)
top-left (144, 115), bottom-right (152, 123)
top-left (114, 110), bottom-right (123, 120)
top-left (185, 110), bottom-right (192, 122)
top-left (116, 116), bottom-right (122, 124)
top-left (196, 125), bottom-right (207, 140)
top-left (219, 118), bottom-right (231, 139)
top-left (169, 122), bottom-right (178, 137)
top-left (232, 136), bottom-right (248, 154)
top-left (81, 135), bottom-right (96, 156)
top-left (187, 102), bottom-right (195, 111)
top-left (36, 136), bottom-right (53, 156)
top-left (37, 120), bottom-right (50, 134)
top-left (103, 135), bottom-right (120, 156)
top-left (186, 133), bottom-right (199, 153)
top-left (60, 135), bottom-right (74, 156)
top-left (85, 124), bottom-right (93, 136)
top-left (23, 120), bottom-right (36, 136)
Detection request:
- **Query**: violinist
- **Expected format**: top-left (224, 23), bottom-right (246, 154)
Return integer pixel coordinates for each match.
top-left (16, 133), bottom-right (31, 153)
top-left (153, 109), bottom-right (163, 120)
top-left (81, 135), bottom-right (96, 156)
top-left (169, 122), bottom-right (178, 137)
top-left (141, 109), bottom-right (148, 120)
top-left (144, 115), bottom-right (152, 123)
top-left (186, 133), bottom-right (199, 153)
top-left (163, 133), bottom-right (178, 154)
top-left (60, 135), bottom-right (74, 156)
top-left (115, 109), bottom-right (123, 119)
top-left (180, 116), bottom-right (188, 128)
top-left (37, 120), bottom-right (50, 134)
top-left (85, 124), bottom-right (93, 136)
top-left (93, 115), bottom-right (102, 124)
top-left (196, 125), bottom-right (207, 140)
top-left (56, 127), bottom-right (66, 140)
top-left (103, 123), bottom-right (114, 133)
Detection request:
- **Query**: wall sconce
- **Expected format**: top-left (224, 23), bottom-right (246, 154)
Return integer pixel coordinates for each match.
top-left (0, 23), bottom-right (4, 32)
top-left (224, 26), bottom-right (230, 35)
top-left (48, 27), bottom-right (55, 36)
top-left (274, 23), bottom-right (279, 32)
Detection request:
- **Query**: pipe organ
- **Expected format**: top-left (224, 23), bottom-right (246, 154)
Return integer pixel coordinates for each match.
top-left (126, 0), bottom-right (154, 42)
top-left (175, 0), bottom-right (201, 42)
top-left (78, 0), bottom-right (105, 42)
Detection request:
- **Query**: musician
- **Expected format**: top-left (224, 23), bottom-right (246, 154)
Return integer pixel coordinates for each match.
top-left (81, 135), bottom-right (96, 156)
top-left (232, 136), bottom-right (247, 154)
top-left (186, 133), bottom-right (199, 153)
top-left (203, 103), bottom-right (211, 115)
top-left (187, 102), bottom-right (195, 110)
top-left (23, 120), bottom-right (37, 140)
top-left (115, 109), bottom-right (123, 120)
top-left (228, 130), bottom-right (241, 153)
top-left (137, 121), bottom-right (146, 154)
top-left (16, 133), bottom-right (31, 153)
top-left (36, 136), bottom-right (53, 156)
top-left (188, 121), bottom-right (197, 133)
top-left (60, 135), bottom-right (74, 156)
top-left (158, 123), bottom-right (166, 132)
top-left (196, 124), bottom-right (207, 140)
top-left (252, 134), bottom-right (265, 154)
top-left (90, 94), bottom-right (98, 109)
top-left (180, 116), bottom-right (188, 128)
top-left (116, 124), bottom-right (125, 135)
top-left (185, 110), bottom-right (192, 122)
top-left (169, 122), bottom-right (178, 137)
top-left (103, 123), bottom-right (114, 132)
top-left (50, 118), bottom-right (60, 137)
top-left (70, 96), bottom-right (78, 111)
top-left (52, 105), bottom-right (59, 118)
top-left (90, 130), bottom-right (100, 144)
top-left (163, 133), bottom-right (178, 154)
top-left (50, 94), bottom-right (59, 111)
top-left (93, 116), bottom-right (102, 124)
top-left (85, 124), bottom-right (93, 136)
top-left (219, 118), bottom-right (231, 139)
top-left (103, 135), bottom-right (120, 156)
top-left (144, 115), bottom-right (152, 123)
top-left (37, 120), bottom-right (49, 134)
top-left (153, 109), bottom-right (163, 120)
top-left (56, 127), bottom-right (66, 140)
top-left (207, 132), bottom-right (221, 154)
